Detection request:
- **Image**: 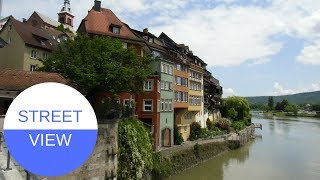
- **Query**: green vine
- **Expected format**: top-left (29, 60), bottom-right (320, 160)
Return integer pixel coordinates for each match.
top-left (118, 118), bottom-right (153, 179)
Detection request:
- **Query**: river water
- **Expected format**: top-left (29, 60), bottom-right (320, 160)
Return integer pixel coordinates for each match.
top-left (170, 113), bottom-right (320, 180)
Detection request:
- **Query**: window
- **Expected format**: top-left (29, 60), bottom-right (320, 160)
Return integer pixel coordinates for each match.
top-left (161, 99), bottom-right (173, 111)
top-left (30, 65), bottom-right (36, 71)
top-left (176, 64), bottom-right (181, 71)
top-left (169, 66), bottom-right (173, 75)
top-left (43, 52), bottom-right (48, 60)
top-left (149, 38), bottom-right (154, 43)
top-left (190, 82), bottom-right (202, 91)
top-left (31, 50), bottom-right (37, 59)
top-left (175, 92), bottom-right (188, 102)
top-left (161, 81), bottom-right (173, 91)
top-left (112, 27), bottom-right (120, 34)
top-left (161, 63), bottom-right (173, 75)
top-left (144, 80), bottom-right (153, 91)
top-left (189, 96), bottom-right (201, 106)
top-left (175, 76), bottom-right (181, 85)
top-left (143, 100), bottom-right (153, 112)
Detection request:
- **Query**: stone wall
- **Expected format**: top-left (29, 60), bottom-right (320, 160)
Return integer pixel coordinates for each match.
top-left (48, 120), bottom-right (119, 180)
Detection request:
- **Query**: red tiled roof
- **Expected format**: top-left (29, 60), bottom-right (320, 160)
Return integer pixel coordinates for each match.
top-left (10, 17), bottom-right (53, 51)
top-left (0, 69), bottom-right (68, 91)
top-left (80, 8), bottom-right (142, 42)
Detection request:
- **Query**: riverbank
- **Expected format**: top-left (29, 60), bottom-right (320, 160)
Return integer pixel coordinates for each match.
top-left (152, 125), bottom-right (256, 179)
top-left (263, 111), bottom-right (320, 118)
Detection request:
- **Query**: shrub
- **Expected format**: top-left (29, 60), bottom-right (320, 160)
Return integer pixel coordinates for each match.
top-left (232, 121), bottom-right (246, 131)
top-left (189, 122), bottom-right (202, 141)
top-left (206, 118), bottom-right (213, 130)
top-left (199, 128), bottom-right (211, 139)
top-left (151, 153), bottom-right (172, 180)
top-left (193, 143), bottom-right (203, 157)
top-left (118, 118), bottom-right (153, 179)
top-left (174, 123), bottom-right (184, 145)
top-left (216, 118), bottom-right (231, 132)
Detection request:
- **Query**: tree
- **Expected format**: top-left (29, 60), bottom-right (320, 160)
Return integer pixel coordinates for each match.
top-left (275, 102), bottom-right (282, 111)
top-left (280, 99), bottom-right (289, 111)
top-left (227, 108), bottom-right (238, 120)
top-left (222, 96), bottom-right (251, 121)
top-left (39, 34), bottom-right (153, 101)
top-left (268, 96), bottom-right (274, 111)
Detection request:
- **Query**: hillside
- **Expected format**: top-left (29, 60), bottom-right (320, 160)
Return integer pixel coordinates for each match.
top-left (245, 91), bottom-right (320, 105)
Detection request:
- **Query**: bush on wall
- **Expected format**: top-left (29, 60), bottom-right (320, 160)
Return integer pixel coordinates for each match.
top-left (118, 118), bottom-right (153, 179)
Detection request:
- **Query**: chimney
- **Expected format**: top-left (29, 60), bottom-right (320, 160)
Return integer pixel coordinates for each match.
top-left (143, 28), bottom-right (148, 34)
top-left (94, 0), bottom-right (101, 12)
top-left (22, 18), bottom-right (27, 23)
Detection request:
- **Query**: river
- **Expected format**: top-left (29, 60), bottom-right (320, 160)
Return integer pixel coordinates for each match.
top-left (170, 113), bottom-right (320, 180)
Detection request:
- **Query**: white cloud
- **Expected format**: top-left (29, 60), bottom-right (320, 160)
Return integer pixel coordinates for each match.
top-left (297, 41), bottom-right (320, 65)
top-left (270, 82), bottom-right (320, 96)
top-left (223, 88), bottom-right (237, 98)
top-left (3, 0), bottom-right (320, 67)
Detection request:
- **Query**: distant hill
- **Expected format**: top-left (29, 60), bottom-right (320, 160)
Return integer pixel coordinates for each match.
top-left (245, 91), bottom-right (320, 105)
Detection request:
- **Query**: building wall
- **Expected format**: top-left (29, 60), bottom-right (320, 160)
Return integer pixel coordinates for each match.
top-left (159, 61), bottom-right (174, 147)
top-left (23, 45), bottom-right (47, 71)
top-left (0, 20), bottom-right (25, 70)
top-left (178, 125), bottom-right (190, 141)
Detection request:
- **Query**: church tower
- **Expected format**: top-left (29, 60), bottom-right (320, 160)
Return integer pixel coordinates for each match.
top-left (58, 0), bottom-right (74, 27)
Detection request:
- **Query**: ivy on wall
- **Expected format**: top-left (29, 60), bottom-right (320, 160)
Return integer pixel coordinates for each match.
top-left (118, 118), bottom-right (153, 179)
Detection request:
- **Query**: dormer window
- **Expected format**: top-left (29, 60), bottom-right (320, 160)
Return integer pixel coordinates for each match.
top-left (110, 24), bottom-right (122, 34)
top-left (149, 38), bottom-right (154, 43)
top-left (112, 27), bottom-right (120, 34)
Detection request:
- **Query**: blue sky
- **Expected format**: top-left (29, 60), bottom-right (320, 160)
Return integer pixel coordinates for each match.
top-left (1, 0), bottom-right (320, 97)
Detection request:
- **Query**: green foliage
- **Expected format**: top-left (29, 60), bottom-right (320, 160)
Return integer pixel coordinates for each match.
top-left (249, 103), bottom-right (268, 111)
top-left (311, 104), bottom-right (320, 111)
top-left (216, 118), bottom-right (232, 132)
top-left (232, 121), bottom-right (246, 131)
top-left (193, 143), bottom-right (203, 157)
top-left (118, 118), bottom-right (153, 180)
top-left (151, 153), bottom-right (172, 180)
top-left (39, 34), bottom-right (153, 99)
top-left (222, 96), bottom-right (251, 121)
top-left (189, 122), bottom-right (202, 141)
top-left (174, 123), bottom-right (184, 145)
top-left (285, 104), bottom-right (298, 116)
top-left (245, 91), bottom-right (320, 105)
top-left (227, 108), bottom-right (238, 120)
top-left (268, 96), bottom-right (274, 111)
top-left (56, 24), bottom-right (72, 33)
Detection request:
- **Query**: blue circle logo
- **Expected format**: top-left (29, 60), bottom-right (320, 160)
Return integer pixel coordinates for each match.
top-left (4, 83), bottom-right (98, 176)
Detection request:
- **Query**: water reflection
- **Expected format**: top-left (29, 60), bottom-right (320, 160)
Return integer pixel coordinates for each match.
top-left (171, 114), bottom-right (320, 180)
top-left (169, 139), bottom-right (255, 180)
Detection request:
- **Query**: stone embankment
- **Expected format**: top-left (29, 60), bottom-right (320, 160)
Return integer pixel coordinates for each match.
top-left (157, 125), bottom-right (256, 177)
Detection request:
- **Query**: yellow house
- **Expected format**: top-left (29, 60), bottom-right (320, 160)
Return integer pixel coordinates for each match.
top-left (0, 17), bottom-right (52, 71)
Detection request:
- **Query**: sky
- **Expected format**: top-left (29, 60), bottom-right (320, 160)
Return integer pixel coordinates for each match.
top-left (1, 0), bottom-right (320, 97)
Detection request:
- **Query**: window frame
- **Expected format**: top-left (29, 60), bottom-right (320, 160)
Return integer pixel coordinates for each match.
top-left (144, 80), bottom-right (153, 91)
top-left (143, 100), bottom-right (153, 112)
top-left (31, 50), bottom-right (37, 59)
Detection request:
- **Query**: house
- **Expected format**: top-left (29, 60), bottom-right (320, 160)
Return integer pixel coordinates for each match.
top-left (26, 0), bottom-right (75, 33)
top-left (77, 0), bottom-right (166, 149)
top-left (159, 33), bottom-right (191, 141)
top-left (0, 0), bottom-right (76, 71)
top-left (0, 16), bottom-right (10, 30)
top-left (0, 69), bottom-right (68, 116)
top-left (131, 28), bottom-right (175, 147)
top-left (204, 70), bottom-right (223, 122)
top-left (0, 16), bottom-right (53, 71)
